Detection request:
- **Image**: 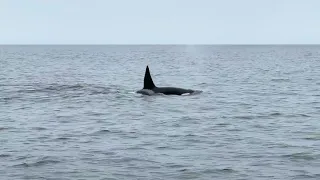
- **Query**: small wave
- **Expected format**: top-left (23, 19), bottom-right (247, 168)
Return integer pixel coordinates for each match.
top-left (228, 128), bottom-right (242, 132)
top-left (201, 168), bottom-right (237, 174)
top-left (285, 114), bottom-right (311, 118)
top-left (0, 154), bottom-right (11, 158)
top-left (13, 157), bottom-right (61, 168)
top-left (55, 137), bottom-right (71, 141)
top-left (98, 129), bottom-right (111, 133)
top-left (183, 138), bottom-right (202, 144)
top-left (192, 90), bottom-right (203, 95)
top-left (0, 97), bottom-right (20, 102)
top-left (279, 92), bottom-right (299, 96)
top-left (186, 133), bottom-right (197, 137)
top-left (270, 112), bottom-right (283, 116)
top-left (166, 163), bottom-right (187, 169)
top-left (304, 136), bottom-right (320, 140)
top-left (89, 129), bottom-right (111, 136)
top-left (197, 82), bottom-right (207, 86)
top-left (216, 122), bottom-right (230, 126)
top-left (38, 84), bottom-right (85, 92)
top-left (156, 146), bottom-right (169, 149)
top-left (283, 70), bottom-right (305, 75)
top-left (282, 152), bottom-right (317, 161)
top-left (112, 157), bottom-right (156, 163)
top-left (15, 155), bottom-right (30, 161)
top-left (271, 78), bottom-right (291, 82)
top-left (7, 83), bottom-right (121, 98)
top-left (85, 111), bottom-right (107, 116)
top-left (179, 168), bottom-right (188, 172)
top-left (252, 124), bottom-right (265, 128)
top-left (167, 134), bottom-right (181, 138)
top-left (297, 114), bottom-right (311, 117)
top-left (31, 127), bottom-right (47, 131)
top-left (292, 174), bottom-right (318, 179)
top-left (303, 133), bottom-right (320, 140)
top-left (233, 113), bottom-right (283, 119)
top-left (126, 146), bottom-right (147, 150)
top-left (89, 150), bottom-right (116, 156)
top-left (0, 127), bottom-right (10, 131)
top-left (233, 115), bottom-right (255, 120)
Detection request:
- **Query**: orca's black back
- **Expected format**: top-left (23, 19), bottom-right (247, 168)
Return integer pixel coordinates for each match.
top-left (154, 87), bottom-right (194, 95)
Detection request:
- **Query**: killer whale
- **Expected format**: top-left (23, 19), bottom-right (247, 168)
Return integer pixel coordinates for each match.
top-left (136, 66), bottom-right (199, 96)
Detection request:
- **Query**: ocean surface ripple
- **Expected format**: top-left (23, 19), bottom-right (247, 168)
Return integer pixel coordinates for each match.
top-left (1, 45), bottom-right (320, 180)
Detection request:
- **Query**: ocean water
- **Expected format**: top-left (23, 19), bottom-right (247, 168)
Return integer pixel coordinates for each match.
top-left (0, 45), bottom-right (319, 180)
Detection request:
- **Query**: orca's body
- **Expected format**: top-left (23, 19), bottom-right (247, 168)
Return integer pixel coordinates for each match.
top-left (136, 66), bottom-right (198, 96)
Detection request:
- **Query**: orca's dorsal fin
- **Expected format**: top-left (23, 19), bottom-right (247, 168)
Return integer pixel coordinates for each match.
top-left (143, 65), bottom-right (156, 89)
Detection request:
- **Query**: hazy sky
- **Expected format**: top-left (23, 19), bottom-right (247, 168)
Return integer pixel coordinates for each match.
top-left (0, 0), bottom-right (319, 44)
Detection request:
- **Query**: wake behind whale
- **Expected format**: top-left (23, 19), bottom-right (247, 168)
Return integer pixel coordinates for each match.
top-left (136, 66), bottom-right (202, 96)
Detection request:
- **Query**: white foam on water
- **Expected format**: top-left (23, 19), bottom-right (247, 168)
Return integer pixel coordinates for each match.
top-left (181, 93), bottom-right (191, 96)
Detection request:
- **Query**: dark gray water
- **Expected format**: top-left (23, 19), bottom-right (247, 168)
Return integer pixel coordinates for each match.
top-left (1, 45), bottom-right (320, 180)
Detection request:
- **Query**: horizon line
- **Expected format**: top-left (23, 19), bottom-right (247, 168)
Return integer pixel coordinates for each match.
top-left (1, 43), bottom-right (320, 46)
